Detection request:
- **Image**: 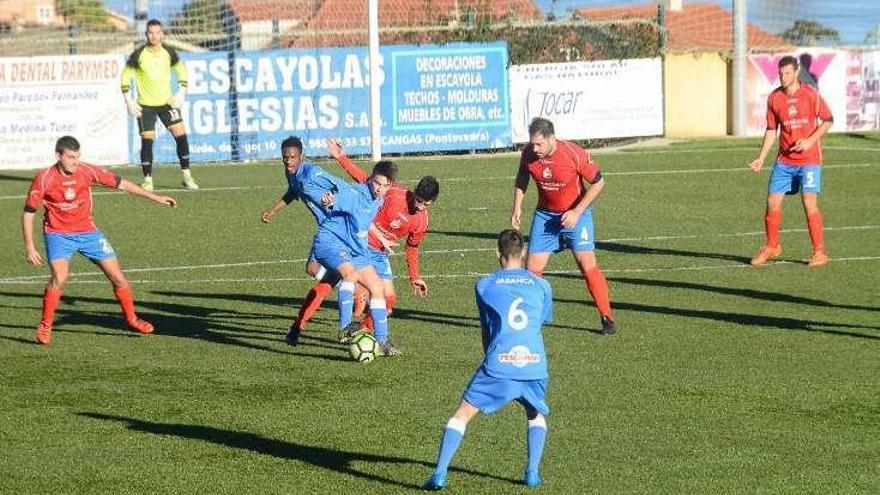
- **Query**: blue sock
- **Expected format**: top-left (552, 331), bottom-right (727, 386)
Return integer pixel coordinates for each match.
top-left (370, 298), bottom-right (388, 341)
top-left (526, 417), bottom-right (547, 474)
top-left (434, 418), bottom-right (466, 477)
top-left (338, 281), bottom-right (354, 328)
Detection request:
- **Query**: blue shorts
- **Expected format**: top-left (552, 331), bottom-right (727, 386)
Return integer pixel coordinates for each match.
top-left (45, 230), bottom-right (116, 263)
top-left (527, 207), bottom-right (595, 254)
top-left (367, 249), bottom-right (393, 280)
top-left (311, 232), bottom-right (370, 271)
top-left (768, 163), bottom-right (822, 195)
top-left (462, 367), bottom-right (550, 416)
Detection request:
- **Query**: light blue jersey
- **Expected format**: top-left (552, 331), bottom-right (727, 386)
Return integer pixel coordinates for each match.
top-left (284, 161), bottom-right (347, 224)
top-left (316, 182), bottom-right (383, 257)
top-left (475, 268), bottom-right (553, 380)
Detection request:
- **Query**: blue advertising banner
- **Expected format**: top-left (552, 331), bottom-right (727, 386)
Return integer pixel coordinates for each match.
top-left (132, 42), bottom-right (510, 164)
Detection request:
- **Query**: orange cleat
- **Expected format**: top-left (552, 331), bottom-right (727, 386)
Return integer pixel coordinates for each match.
top-left (750, 244), bottom-right (783, 267)
top-left (35, 322), bottom-right (52, 346)
top-left (808, 250), bottom-right (829, 268)
top-left (127, 317), bottom-right (154, 334)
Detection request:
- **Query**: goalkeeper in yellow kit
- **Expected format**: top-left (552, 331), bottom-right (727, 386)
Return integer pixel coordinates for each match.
top-left (120, 19), bottom-right (198, 191)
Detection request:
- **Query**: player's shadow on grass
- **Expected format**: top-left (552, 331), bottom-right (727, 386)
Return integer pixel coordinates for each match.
top-left (79, 413), bottom-right (517, 489)
top-left (556, 298), bottom-right (879, 340)
top-left (155, 290), bottom-right (481, 330)
top-left (0, 291), bottom-right (349, 360)
top-left (0, 172), bottom-right (34, 182)
top-left (596, 241), bottom-right (751, 264)
top-left (610, 277), bottom-right (880, 314)
top-left (430, 229), bottom-right (502, 241)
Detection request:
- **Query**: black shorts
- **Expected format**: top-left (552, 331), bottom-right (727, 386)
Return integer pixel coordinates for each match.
top-left (138, 105), bottom-right (184, 134)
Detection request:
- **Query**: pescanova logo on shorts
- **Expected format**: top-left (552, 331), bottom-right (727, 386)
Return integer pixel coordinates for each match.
top-left (498, 345), bottom-right (540, 368)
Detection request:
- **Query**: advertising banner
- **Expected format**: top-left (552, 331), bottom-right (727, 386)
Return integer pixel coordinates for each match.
top-left (139, 42), bottom-right (510, 164)
top-left (845, 50), bottom-right (880, 131)
top-left (508, 58), bottom-right (663, 142)
top-left (0, 55), bottom-right (128, 170)
top-left (746, 50), bottom-right (847, 136)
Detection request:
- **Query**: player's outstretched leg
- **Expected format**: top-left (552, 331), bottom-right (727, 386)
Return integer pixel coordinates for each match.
top-left (114, 286), bottom-right (154, 334)
top-left (336, 280), bottom-right (356, 342)
top-left (36, 286), bottom-right (63, 345)
top-left (524, 414), bottom-right (547, 487)
top-left (751, 208), bottom-right (783, 267)
top-left (424, 417), bottom-right (467, 490)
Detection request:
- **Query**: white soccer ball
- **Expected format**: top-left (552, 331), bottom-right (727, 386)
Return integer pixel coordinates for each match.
top-left (348, 332), bottom-right (379, 363)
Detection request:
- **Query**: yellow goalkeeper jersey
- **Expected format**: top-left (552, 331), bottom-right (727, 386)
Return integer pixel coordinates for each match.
top-left (120, 43), bottom-right (187, 107)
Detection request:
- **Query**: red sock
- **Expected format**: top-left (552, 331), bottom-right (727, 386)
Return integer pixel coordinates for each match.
top-left (807, 211), bottom-right (824, 252)
top-left (765, 210), bottom-right (782, 248)
top-left (584, 267), bottom-right (612, 318)
top-left (294, 282), bottom-right (332, 330)
top-left (353, 284), bottom-right (369, 317)
top-left (385, 294), bottom-right (396, 317)
top-left (41, 286), bottom-right (62, 326)
top-left (113, 285), bottom-right (137, 322)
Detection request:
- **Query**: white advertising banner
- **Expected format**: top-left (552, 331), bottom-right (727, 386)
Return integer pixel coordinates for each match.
top-left (746, 49), bottom-right (847, 136)
top-left (0, 54), bottom-right (128, 170)
top-left (845, 50), bottom-right (880, 131)
top-left (509, 58), bottom-right (664, 142)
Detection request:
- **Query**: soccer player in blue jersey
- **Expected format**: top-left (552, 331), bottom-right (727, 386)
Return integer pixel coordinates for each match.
top-left (424, 229), bottom-right (553, 490)
top-left (308, 161), bottom-right (398, 355)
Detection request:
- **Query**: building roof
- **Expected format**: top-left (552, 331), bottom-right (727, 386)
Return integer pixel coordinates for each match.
top-left (576, 2), bottom-right (789, 53)
top-left (226, 0), bottom-right (318, 22)
top-left (284, 0), bottom-right (542, 48)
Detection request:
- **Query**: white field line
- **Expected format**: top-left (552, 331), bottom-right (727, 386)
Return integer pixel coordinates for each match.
top-left (1, 162), bottom-right (875, 201)
top-left (2, 256), bottom-right (878, 285)
top-left (0, 225), bottom-right (877, 283)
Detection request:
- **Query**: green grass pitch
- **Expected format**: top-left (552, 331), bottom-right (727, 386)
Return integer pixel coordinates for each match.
top-left (0, 134), bottom-right (877, 494)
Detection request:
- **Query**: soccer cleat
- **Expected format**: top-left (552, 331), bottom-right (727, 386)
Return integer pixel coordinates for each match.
top-left (422, 473), bottom-right (446, 491)
top-left (750, 244), bottom-right (783, 267)
top-left (599, 316), bottom-right (617, 336)
top-left (127, 317), bottom-right (154, 334)
top-left (338, 321), bottom-right (362, 344)
top-left (378, 340), bottom-right (402, 357)
top-left (524, 470), bottom-right (543, 487)
top-left (808, 250), bottom-right (829, 268)
top-left (182, 174), bottom-right (199, 190)
top-left (36, 322), bottom-right (52, 346)
top-left (141, 176), bottom-right (154, 191)
top-left (285, 324), bottom-right (301, 347)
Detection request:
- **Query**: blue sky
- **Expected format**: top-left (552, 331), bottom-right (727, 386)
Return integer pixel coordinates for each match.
top-left (106, 1), bottom-right (879, 46)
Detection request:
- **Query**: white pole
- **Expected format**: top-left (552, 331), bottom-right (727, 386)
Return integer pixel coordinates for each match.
top-left (732, 0), bottom-right (747, 136)
top-left (368, 0), bottom-right (382, 162)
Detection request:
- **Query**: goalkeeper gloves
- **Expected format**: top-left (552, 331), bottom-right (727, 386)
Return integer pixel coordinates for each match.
top-left (124, 94), bottom-right (142, 118)
top-left (169, 89), bottom-right (186, 109)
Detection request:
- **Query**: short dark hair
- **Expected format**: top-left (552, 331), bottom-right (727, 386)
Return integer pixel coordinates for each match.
top-left (55, 135), bottom-right (80, 154)
top-left (778, 55), bottom-right (799, 71)
top-left (497, 229), bottom-right (525, 260)
top-left (414, 176), bottom-right (439, 202)
top-left (146, 19), bottom-right (163, 29)
top-left (281, 136), bottom-right (303, 153)
top-left (372, 160), bottom-right (398, 183)
top-left (528, 117), bottom-right (555, 138)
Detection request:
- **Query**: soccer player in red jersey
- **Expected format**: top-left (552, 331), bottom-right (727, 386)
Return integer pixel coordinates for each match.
top-left (748, 55), bottom-right (833, 268)
top-left (511, 118), bottom-right (616, 335)
top-left (22, 136), bottom-right (177, 345)
top-left (290, 138), bottom-right (438, 339)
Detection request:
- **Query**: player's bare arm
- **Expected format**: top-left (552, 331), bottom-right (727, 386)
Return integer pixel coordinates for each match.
top-left (326, 138), bottom-right (343, 159)
top-left (119, 179), bottom-right (177, 207)
top-left (261, 199), bottom-right (288, 223)
top-left (561, 178), bottom-right (605, 229)
top-left (21, 211), bottom-right (43, 266)
top-left (791, 120), bottom-right (833, 153)
top-left (511, 169), bottom-right (530, 229)
top-left (411, 278), bottom-right (429, 298)
top-left (749, 129), bottom-right (778, 172)
top-left (370, 224), bottom-right (397, 253)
